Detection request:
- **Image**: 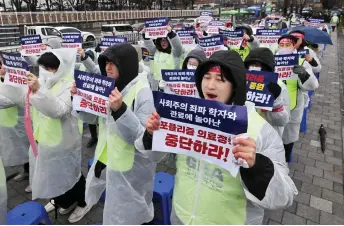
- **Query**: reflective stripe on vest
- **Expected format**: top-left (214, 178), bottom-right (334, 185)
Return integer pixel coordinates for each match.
top-left (151, 51), bottom-right (176, 80)
top-left (173, 110), bottom-right (266, 225)
top-left (31, 75), bottom-right (83, 147)
top-left (231, 47), bottom-right (250, 60)
top-left (0, 80), bottom-right (19, 127)
top-left (284, 58), bottom-right (305, 111)
top-left (96, 79), bottom-right (148, 171)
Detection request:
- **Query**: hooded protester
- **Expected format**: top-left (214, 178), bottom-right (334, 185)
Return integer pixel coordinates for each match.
top-left (0, 62), bottom-right (30, 182)
top-left (72, 43), bottom-right (156, 224)
top-left (232, 24), bottom-right (260, 60)
top-left (143, 25), bottom-right (184, 90)
top-left (139, 50), bottom-right (297, 225)
top-left (289, 31), bottom-right (322, 73)
top-left (0, 48), bottom-right (88, 223)
top-left (181, 48), bottom-right (207, 70)
top-left (0, 157), bottom-right (6, 225)
top-left (244, 48), bottom-right (291, 137)
top-left (330, 13), bottom-right (339, 31)
top-left (276, 35), bottom-right (319, 162)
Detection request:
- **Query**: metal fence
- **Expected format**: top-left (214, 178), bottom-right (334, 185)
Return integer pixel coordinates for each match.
top-left (0, 10), bottom-right (219, 26)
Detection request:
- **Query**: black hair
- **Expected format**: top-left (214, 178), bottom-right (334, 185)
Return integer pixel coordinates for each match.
top-left (155, 38), bottom-right (172, 54)
top-left (37, 52), bottom-right (60, 70)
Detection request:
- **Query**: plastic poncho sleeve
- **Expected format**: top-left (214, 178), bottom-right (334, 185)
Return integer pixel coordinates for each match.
top-left (82, 57), bottom-right (101, 75)
top-left (242, 122), bottom-right (298, 209)
top-left (111, 87), bottom-right (154, 146)
top-left (248, 36), bottom-right (260, 50)
top-left (0, 157), bottom-right (6, 225)
top-left (72, 110), bottom-right (98, 125)
top-left (307, 48), bottom-right (322, 73)
top-left (30, 82), bottom-right (72, 119)
top-left (143, 39), bottom-right (157, 56)
top-left (168, 32), bottom-right (184, 58)
top-left (265, 84), bottom-right (290, 127)
top-left (0, 83), bottom-right (25, 109)
top-left (298, 62), bottom-right (319, 91)
top-left (75, 63), bottom-right (82, 71)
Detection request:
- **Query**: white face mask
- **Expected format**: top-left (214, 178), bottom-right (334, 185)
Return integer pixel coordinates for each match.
top-left (187, 64), bottom-right (197, 70)
top-left (249, 66), bottom-right (262, 71)
top-left (278, 47), bottom-right (294, 55)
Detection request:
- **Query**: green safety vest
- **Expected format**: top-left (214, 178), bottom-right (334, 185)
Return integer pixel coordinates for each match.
top-left (96, 79), bottom-right (148, 172)
top-left (231, 46), bottom-right (250, 60)
top-left (173, 109), bottom-right (266, 225)
top-left (0, 80), bottom-right (19, 127)
top-left (284, 58), bottom-right (305, 111)
top-left (151, 51), bottom-right (176, 80)
top-left (31, 75), bottom-right (83, 147)
top-left (78, 64), bottom-right (87, 72)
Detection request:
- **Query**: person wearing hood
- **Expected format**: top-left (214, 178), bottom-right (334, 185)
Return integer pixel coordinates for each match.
top-left (0, 62), bottom-right (30, 187)
top-left (330, 13), bottom-right (339, 31)
top-left (72, 43), bottom-right (156, 224)
top-left (244, 48), bottom-right (291, 137)
top-left (231, 25), bottom-right (260, 60)
top-left (181, 48), bottom-right (207, 70)
top-left (0, 157), bottom-right (6, 224)
top-left (289, 31), bottom-right (322, 74)
top-left (276, 35), bottom-right (319, 162)
top-left (143, 25), bottom-right (184, 90)
top-left (0, 48), bottom-right (88, 223)
top-left (139, 50), bottom-right (297, 225)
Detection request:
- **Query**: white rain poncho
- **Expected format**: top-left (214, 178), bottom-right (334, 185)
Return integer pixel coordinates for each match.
top-left (75, 44), bottom-right (156, 224)
top-left (0, 157), bottom-right (6, 224)
top-left (0, 48), bottom-right (82, 199)
top-left (0, 81), bottom-right (29, 167)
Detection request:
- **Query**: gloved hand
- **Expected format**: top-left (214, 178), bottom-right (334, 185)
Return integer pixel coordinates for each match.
top-left (158, 80), bottom-right (167, 91)
top-left (267, 83), bottom-right (282, 99)
top-left (94, 160), bottom-right (106, 178)
top-left (293, 65), bottom-right (310, 84)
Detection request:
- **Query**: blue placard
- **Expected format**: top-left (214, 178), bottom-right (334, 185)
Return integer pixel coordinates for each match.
top-left (145, 17), bottom-right (169, 28)
top-left (199, 35), bottom-right (224, 47)
top-left (246, 70), bottom-right (278, 110)
top-left (142, 47), bottom-right (154, 60)
top-left (100, 36), bottom-right (127, 47)
top-left (256, 29), bottom-right (282, 36)
top-left (0, 51), bottom-right (29, 70)
top-left (297, 49), bottom-right (309, 58)
top-left (20, 35), bottom-right (42, 45)
top-left (62, 34), bottom-right (82, 44)
top-left (162, 69), bottom-right (195, 82)
top-left (200, 11), bottom-right (213, 17)
top-left (208, 21), bottom-right (225, 27)
top-left (219, 30), bottom-right (243, 37)
top-left (176, 28), bottom-right (195, 37)
top-left (74, 70), bottom-right (115, 97)
top-left (274, 54), bottom-right (299, 66)
top-left (266, 19), bottom-right (279, 24)
top-left (153, 91), bottom-right (248, 135)
top-left (308, 18), bottom-right (324, 23)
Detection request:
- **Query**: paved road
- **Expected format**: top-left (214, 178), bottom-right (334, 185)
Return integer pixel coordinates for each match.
top-left (4, 27), bottom-right (344, 225)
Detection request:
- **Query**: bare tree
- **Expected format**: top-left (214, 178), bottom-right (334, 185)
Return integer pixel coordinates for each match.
top-left (10, 0), bottom-right (23, 11)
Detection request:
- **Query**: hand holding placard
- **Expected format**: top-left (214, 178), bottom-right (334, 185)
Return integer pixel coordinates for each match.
top-left (109, 87), bottom-right (123, 112)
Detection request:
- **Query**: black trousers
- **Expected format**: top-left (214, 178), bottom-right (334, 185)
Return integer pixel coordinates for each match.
top-left (89, 124), bottom-right (98, 139)
top-left (24, 162), bottom-right (29, 173)
top-left (53, 174), bottom-right (86, 209)
top-left (284, 143), bottom-right (294, 163)
top-left (332, 26), bottom-right (336, 32)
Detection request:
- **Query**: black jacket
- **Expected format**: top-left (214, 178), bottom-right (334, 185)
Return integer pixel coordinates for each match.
top-left (244, 47), bottom-right (275, 72)
top-left (181, 48), bottom-right (207, 70)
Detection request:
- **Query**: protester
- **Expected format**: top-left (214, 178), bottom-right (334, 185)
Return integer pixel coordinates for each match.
top-left (24, 38), bottom-right (62, 66)
top-left (138, 50), bottom-right (297, 224)
top-left (181, 48), bottom-right (207, 70)
top-left (276, 35), bottom-right (319, 162)
top-left (0, 62), bottom-right (30, 185)
top-left (244, 48), bottom-right (291, 137)
top-left (143, 25), bottom-right (184, 91)
top-left (290, 31), bottom-right (322, 73)
top-left (72, 43), bottom-right (156, 224)
top-left (0, 157), bottom-right (6, 225)
top-left (330, 13), bottom-right (339, 32)
top-left (0, 48), bottom-right (88, 223)
top-left (232, 24), bottom-right (260, 60)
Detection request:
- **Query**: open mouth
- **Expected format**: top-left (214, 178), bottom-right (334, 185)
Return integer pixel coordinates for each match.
top-left (206, 93), bottom-right (218, 100)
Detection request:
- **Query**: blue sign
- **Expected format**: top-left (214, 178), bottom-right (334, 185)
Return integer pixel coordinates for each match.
top-left (153, 91), bottom-right (248, 135)
top-left (297, 49), bottom-right (309, 58)
top-left (246, 70), bottom-right (278, 110)
top-left (176, 28), bottom-right (195, 37)
top-left (142, 47), bottom-right (154, 60)
top-left (162, 69), bottom-right (195, 82)
top-left (256, 29), bottom-right (282, 36)
top-left (199, 35), bottom-right (223, 47)
top-left (0, 51), bottom-right (29, 70)
top-left (200, 11), bottom-right (213, 17)
top-left (274, 54), bottom-right (299, 66)
top-left (62, 34), bottom-right (82, 44)
top-left (144, 17), bottom-right (169, 28)
top-left (219, 30), bottom-right (243, 38)
top-left (20, 35), bottom-right (42, 45)
top-left (100, 36), bottom-right (127, 47)
top-left (208, 21), bottom-right (225, 27)
top-left (74, 70), bottom-right (115, 96)
top-left (308, 18), bottom-right (325, 23)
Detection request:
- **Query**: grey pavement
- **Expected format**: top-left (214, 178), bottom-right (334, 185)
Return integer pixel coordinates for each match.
top-left (4, 28), bottom-right (344, 225)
